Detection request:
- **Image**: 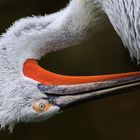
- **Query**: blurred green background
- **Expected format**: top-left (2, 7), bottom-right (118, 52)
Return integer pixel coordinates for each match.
top-left (0, 0), bottom-right (140, 140)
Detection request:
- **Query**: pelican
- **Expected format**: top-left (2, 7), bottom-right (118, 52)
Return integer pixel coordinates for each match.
top-left (0, 0), bottom-right (140, 132)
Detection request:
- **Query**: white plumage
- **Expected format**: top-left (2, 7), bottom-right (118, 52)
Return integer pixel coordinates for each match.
top-left (0, 0), bottom-right (140, 132)
top-left (0, 0), bottom-right (101, 131)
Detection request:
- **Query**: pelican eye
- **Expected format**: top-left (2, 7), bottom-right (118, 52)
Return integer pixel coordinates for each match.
top-left (33, 100), bottom-right (52, 113)
top-left (39, 103), bottom-right (45, 111)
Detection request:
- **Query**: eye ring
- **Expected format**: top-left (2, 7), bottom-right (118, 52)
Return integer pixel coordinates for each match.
top-left (33, 100), bottom-right (52, 113)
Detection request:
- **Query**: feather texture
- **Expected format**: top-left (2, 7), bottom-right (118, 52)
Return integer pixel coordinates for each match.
top-left (0, 0), bottom-right (102, 131)
top-left (99, 0), bottom-right (140, 62)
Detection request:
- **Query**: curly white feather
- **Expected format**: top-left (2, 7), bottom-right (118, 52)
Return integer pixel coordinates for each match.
top-left (99, 0), bottom-right (140, 62)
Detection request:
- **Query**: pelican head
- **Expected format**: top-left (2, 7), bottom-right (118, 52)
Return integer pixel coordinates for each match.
top-left (0, 0), bottom-right (140, 132)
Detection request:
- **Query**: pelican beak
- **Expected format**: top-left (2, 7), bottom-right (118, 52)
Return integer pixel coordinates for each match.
top-left (24, 59), bottom-right (140, 110)
top-left (37, 73), bottom-right (140, 110)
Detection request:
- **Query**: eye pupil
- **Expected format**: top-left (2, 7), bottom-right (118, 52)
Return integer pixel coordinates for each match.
top-left (39, 103), bottom-right (45, 110)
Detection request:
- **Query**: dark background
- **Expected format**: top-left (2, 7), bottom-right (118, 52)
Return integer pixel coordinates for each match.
top-left (0, 0), bottom-right (140, 140)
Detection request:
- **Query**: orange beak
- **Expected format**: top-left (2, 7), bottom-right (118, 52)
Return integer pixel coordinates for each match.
top-left (23, 59), bottom-right (140, 109)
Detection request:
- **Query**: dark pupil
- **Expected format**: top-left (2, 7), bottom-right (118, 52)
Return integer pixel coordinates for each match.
top-left (39, 103), bottom-right (45, 110)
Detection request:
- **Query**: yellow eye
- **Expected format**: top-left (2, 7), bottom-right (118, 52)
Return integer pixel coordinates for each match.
top-left (33, 100), bottom-right (52, 113)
